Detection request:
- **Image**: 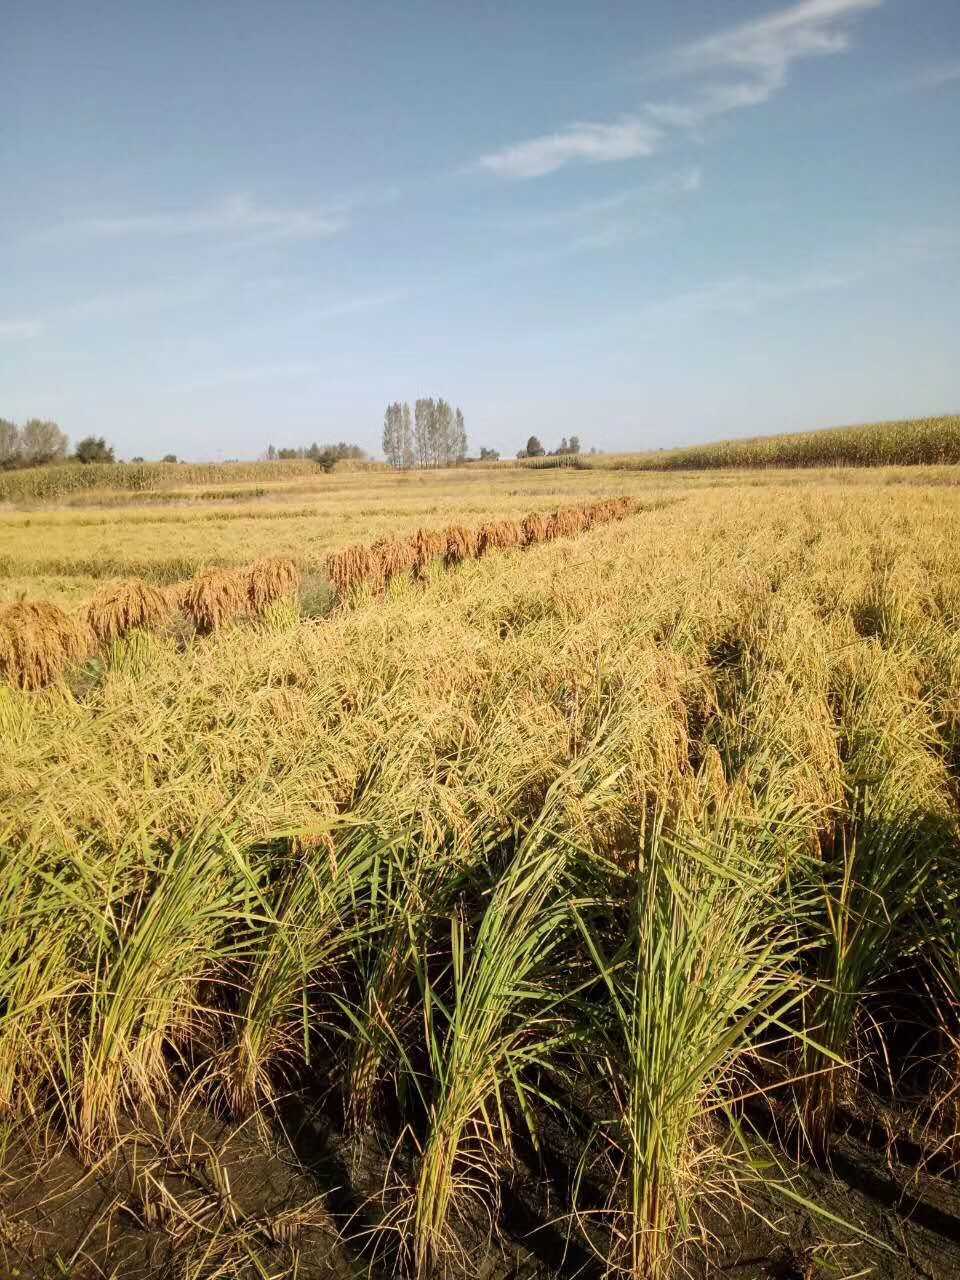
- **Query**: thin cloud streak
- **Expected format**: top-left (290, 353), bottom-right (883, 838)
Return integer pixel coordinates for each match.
top-left (500, 167), bottom-right (702, 234)
top-left (906, 61), bottom-right (960, 91)
top-left (302, 289), bottom-right (406, 322)
top-left (0, 320), bottom-right (43, 339)
top-left (643, 268), bottom-right (862, 323)
top-left (476, 119), bottom-right (662, 179)
top-left (475, 0), bottom-right (882, 178)
top-left (37, 194), bottom-right (348, 244)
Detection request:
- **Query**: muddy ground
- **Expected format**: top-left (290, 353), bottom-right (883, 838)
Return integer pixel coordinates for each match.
top-left (4, 1096), bottom-right (960, 1278)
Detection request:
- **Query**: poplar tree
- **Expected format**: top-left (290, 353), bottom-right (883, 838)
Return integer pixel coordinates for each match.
top-left (401, 402), bottom-right (414, 469)
top-left (454, 407), bottom-right (468, 461)
top-left (435, 399), bottom-right (453, 466)
top-left (382, 403), bottom-right (401, 468)
top-left (414, 398), bottom-right (435, 469)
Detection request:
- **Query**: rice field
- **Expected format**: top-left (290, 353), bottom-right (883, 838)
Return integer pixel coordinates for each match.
top-left (4, 461), bottom-right (960, 1278)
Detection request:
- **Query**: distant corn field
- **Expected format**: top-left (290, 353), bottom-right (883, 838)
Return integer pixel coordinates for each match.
top-left (0, 458), bottom-right (318, 502)
top-left (507, 413), bottom-right (960, 471)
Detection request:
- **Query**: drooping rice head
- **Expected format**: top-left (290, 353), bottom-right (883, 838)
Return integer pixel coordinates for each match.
top-left (443, 524), bottom-right (477, 568)
top-left (412, 527), bottom-right (445, 581)
top-left (181, 569), bottom-right (250, 632)
top-left (371, 537), bottom-right (417, 586)
top-left (589, 496), bottom-right (637, 525)
top-left (498, 519), bottom-right (523, 549)
top-left (0, 601), bottom-right (95, 689)
top-left (567, 506), bottom-right (590, 535)
top-left (588, 499), bottom-right (616, 526)
top-left (325, 543), bottom-right (381, 598)
top-left (477, 519), bottom-right (522, 556)
top-left (475, 521), bottom-right (495, 556)
top-left (521, 512), bottom-right (549, 546)
top-left (545, 508), bottom-right (579, 540)
top-left (245, 557), bottom-right (301, 613)
top-left (162, 580), bottom-right (189, 611)
top-left (84, 579), bottom-right (171, 643)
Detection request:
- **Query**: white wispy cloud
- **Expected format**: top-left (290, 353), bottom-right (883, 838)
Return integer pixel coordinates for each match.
top-left (645, 267), bottom-right (862, 322)
top-left (41, 194), bottom-right (348, 243)
top-left (475, 0), bottom-right (881, 178)
top-left (303, 289), bottom-right (406, 322)
top-left (501, 167), bottom-right (702, 235)
top-left (476, 119), bottom-right (662, 179)
top-left (663, 0), bottom-right (882, 119)
top-left (63, 282), bottom-right (216, 321)
top-left (0, 319), bottom-right (42, 339)
top-left (906, 61), bottom-right (960, 91)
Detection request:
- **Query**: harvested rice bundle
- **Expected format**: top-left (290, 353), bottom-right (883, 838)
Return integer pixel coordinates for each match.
top-left (443, 524), bottom-right (477, 568)
top-left (412, 527), bottom-right (445, 581)
top-left (556, 508), bottom-right (578, 538)
top-left (521, 512), bottom-right (549, 546)
top-left (162, 580), bottom-right (189, 610)
top-left (546, 508), bottom-right (581, 540)
top-left (326, 544), bottom-right (381, 597)
top-left (84, 579), bottom-right (170, 643)
top-left (0, 601), bottom-right (94, 689)
top-left (568, 506), bottom-right (590, 534)
top-left (181, 569), bottom-right (250, 632)
top-left (371, 537), bottom-right (417, 586)
top-left (477, 519), bottom-right (522, 556)
top-left (245, 557), bottom-right (300, 613)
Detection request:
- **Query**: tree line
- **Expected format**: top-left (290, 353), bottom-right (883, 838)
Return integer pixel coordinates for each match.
top-left (382, 399), bottom-right (467, 469)
top-left (0, 417), bottom-right (119, 469)
top-left (263, 442), bottom-right (368, 472)
top-left (517, 434), bottom-right (583, 459)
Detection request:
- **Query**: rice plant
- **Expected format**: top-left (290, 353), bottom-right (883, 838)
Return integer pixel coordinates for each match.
top-left (84, 577), bottom-right (170, 641)
top-left (573, 809), bottom-right (810, 1279)
top-left (406, 785), bottom-right (582, 1275)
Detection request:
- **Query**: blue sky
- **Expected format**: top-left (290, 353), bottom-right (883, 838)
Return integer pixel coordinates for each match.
top-left (2, 0), bottom-right (958, 461)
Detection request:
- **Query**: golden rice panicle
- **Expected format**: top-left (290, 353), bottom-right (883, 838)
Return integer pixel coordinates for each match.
top-left (371, 537), bottom-right (417, 586)
top-left (0, 601), bottom-right (94, 689)
top-left (412, 527), bottom-right (445, 581)
top-left (443, 524), bottom-right (477, 567)
top-left (84, 578), bottom-right (171, 643)
top-left (181, 568), bottom-right (249, 632)
top-left (245, 556), bottom-right (300, 613)
top-left (162, 580), bottom-right (189, 611)
top-left (546, 508), bottom-right (579, 540)
top-left (478, 519), bottom-right (499, 555)
top-left (521, 512), bottom-right (549, 546)
top-left (477, 519), bottom-right (522, 556)
top-left (326, 543), bottom-right (380, 597)
top-left (499, 518), bottom-right (523, 549)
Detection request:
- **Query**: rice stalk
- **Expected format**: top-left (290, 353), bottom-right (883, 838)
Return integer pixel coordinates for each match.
top-left (244, 556), bottom-right (300, 614)
top-left (181, 569), bottom-right (251, 632)
top-left (412, 528), bottom-right (445, 583)
top-left (0, 601), bottom-right (94, 689)
top-left (574, 809), bottom-right (809, 1279)
top-left (372, 536), bottom-right (418, 586)
top-left (443, 524), bottom-right (477, 568)
top-left (84, 578), bottom-right (171, 642)
top-left (409, 788), bottom-right (576, 1276)
top-left (326, 543), bottom-right (382, 598)
top-left (226, 830), bottom-right (374, 1117)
